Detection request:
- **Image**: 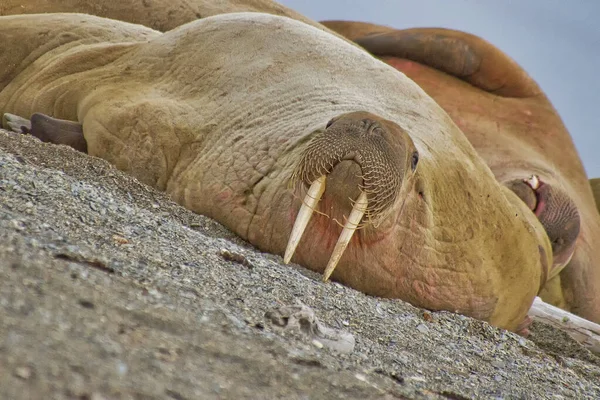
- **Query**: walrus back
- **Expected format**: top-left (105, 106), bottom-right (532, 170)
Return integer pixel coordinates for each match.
top-left (0, 13), bottom-right (159, 93)
top-left (0, 0), bottom-right (347, 40)
top-left (122, 13), bottom-right (469, 157)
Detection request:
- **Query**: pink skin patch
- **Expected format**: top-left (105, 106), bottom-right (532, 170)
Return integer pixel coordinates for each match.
top-left (523, 175), bottom-right (545, 216)
top-left (515, 315), bottom-right (532, 337)
top-left (532, 183), bottom-right (547, 217)
top-left (287, 190), bottom-right (394, 250)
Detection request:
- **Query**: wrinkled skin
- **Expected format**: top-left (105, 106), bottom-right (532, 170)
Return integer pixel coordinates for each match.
top-left (321, 20), bottom-right (600, 323)
top-left (0, 13), bottom-right (552, 331)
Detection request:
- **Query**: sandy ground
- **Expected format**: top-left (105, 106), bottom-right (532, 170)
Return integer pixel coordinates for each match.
top-left (1, 128), bottom-right (600, 400)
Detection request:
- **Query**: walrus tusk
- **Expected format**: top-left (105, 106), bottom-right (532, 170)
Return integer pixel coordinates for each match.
top-left (322, 191), bottom-right (368, 281)
top-left (525, 174), bottom-right (540, 190)
top-left (284, 175), bottom-right (327, 264)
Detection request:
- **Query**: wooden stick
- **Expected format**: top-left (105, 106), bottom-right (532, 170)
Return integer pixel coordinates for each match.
top-left (528, 297), bottom-right (600, 355)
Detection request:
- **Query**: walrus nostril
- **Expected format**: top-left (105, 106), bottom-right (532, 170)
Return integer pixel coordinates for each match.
top-left (411, 151), bottom-right (419, 172)
top-left (369, 125), bottom-right (384, 136)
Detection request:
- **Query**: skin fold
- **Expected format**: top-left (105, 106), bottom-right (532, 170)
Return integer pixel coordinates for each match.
top-left (320, 20), bottom-right (600, 323)
top-left (0, 12), bottom-right (553, 331)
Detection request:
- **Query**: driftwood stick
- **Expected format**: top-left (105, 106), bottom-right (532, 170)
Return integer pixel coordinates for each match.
top-left (528, 297), bottom-right (600, 355)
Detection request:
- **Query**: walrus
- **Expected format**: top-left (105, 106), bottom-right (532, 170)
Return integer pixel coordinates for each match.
top-left (2, 0), bottom-right (589, 328)
top-left (320, 20), bottom-right (600, 324)
top-left (0, 12), bottom-right (553, 331)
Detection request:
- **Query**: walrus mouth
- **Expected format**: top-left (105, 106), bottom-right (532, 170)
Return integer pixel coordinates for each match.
top-left (517, 175), bottom-right (580, 273)
top-left (524, 175), bottom-right (544, 215)
top-left (508, 174), bottom-right (543, 214)
top-left (284, 175), bottom-right (368, 281)
top-left (282, 111), bottom-right (417, 281)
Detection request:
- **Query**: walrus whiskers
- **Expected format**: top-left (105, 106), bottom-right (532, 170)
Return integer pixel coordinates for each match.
top-left (283, 173), bottom-right (369, 281)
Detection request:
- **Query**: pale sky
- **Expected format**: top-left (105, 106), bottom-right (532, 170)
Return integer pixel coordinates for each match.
top-left (280, 0), bottom-right (600, 177)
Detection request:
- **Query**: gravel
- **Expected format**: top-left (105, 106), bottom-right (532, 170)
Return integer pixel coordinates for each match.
top-left (1, 128), bottom-right (600, 400)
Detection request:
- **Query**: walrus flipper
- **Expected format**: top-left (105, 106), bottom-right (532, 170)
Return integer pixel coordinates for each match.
top-left (2, 113), bottom-right (31, 134)
top-left (3, 112), bottom-right (87, 153)
top-left (349, 27), bottom-right (542, 98)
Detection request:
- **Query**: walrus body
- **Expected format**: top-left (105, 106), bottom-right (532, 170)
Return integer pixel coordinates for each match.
top-left (0, 13), bottom-right (552, 331)
top-left (321, 20), bottom-right (600, 323)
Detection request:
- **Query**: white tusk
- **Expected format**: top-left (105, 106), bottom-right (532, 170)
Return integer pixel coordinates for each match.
top-left (525, 175), bottom-right (540, 190)
top-left (322, 191), bottom-right (368, 281)
top-left (284, 175), bottom-right (326, 264)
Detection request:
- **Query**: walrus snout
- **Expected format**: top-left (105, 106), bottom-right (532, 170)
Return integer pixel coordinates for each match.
top-left (506, 177), bottom-right (580, 273)
top-left (284, 111), bottom-right (418, 279)
top-left (290, 111), bottom-right (417, 223)
top-left (534, 183), bottom-right (580, 268)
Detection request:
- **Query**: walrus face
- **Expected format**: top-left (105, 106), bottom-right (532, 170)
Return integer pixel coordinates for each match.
top-left (285, 111), bottom-right (418, 278)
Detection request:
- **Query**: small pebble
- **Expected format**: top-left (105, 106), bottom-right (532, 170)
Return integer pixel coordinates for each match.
top-left (11, 220), bottom-right (25, 231)
top-left (112, 235), bottom-right (129, 244)
top-left (116, 361), bottom-right (128, 376)
top-left (416, 324), bottom-right (429, 334)
top-left (14, 366), bottom-right (32, 380)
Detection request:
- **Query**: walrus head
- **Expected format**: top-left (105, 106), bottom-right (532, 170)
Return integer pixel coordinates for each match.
top-left (273, 105), bottom-right (552, 331)
top-left (319, 20), bottom-right (600, 323)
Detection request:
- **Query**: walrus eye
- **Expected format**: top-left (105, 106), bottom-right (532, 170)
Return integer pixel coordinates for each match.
top-left (326, 118), bottom-right (335, 129)
top-left (411, 151), bottom-right (419, 172)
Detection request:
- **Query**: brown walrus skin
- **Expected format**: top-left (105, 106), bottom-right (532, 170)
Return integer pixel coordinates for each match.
top-left (320, 20), bottom-right (600, 324)
top-left (590, 178), bottom-right (600, 215)
top-left (0, 12), bottom-right (553, 332)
